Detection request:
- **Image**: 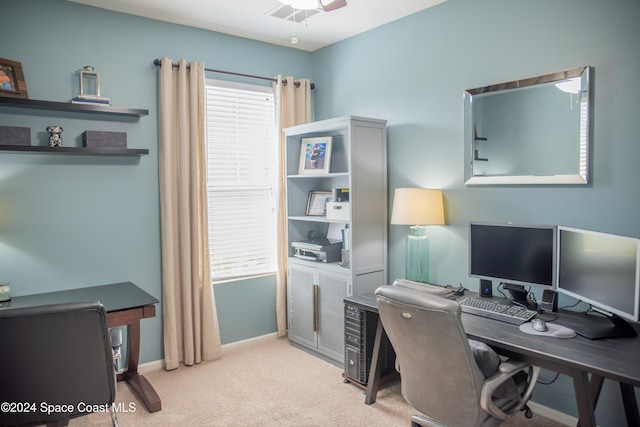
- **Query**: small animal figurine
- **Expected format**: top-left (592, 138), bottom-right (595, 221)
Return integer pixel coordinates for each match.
top-left (46, 125), bottom-right (63, 147)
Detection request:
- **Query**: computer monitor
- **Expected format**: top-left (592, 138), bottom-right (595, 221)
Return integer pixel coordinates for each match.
top-left (556, 226), bottom-right (639, 339)
top-left (469, 222), bottom-right (556, 305)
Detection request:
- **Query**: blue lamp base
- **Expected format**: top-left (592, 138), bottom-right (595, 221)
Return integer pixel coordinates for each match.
top-left (406, 226), bottom-right (430, 283)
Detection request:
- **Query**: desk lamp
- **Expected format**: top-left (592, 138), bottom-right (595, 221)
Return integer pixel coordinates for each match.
top-left (391, 188), bottom-right (445, 283)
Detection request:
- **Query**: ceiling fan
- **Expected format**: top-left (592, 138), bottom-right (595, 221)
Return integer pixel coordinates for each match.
top-left (277, 0), bottom-right (347, 12)
top-left (275, 0), bottom-right (347, 44)
top-left (319, 0), bottom-right (347, 12)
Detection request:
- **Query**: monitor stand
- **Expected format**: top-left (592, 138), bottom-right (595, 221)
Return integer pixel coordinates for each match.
top-left (503, 283), bottom-right (533, 309)
top-left (557, 310), bottom-right (637, 340)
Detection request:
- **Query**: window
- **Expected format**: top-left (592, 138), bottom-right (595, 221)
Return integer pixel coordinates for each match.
top-left (205, 79), bottom-right (278, 282)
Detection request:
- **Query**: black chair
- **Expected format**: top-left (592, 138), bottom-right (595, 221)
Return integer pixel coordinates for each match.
top-left (375, 285), bottom-right (539, 427)
top-left (0, 302), bottom-right (118, 427)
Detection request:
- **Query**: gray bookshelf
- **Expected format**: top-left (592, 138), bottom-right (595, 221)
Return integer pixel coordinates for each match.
top-left (285, 116), bottom-right (387, 362)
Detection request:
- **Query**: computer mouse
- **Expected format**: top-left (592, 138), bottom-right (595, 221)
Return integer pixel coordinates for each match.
top-left (531, 318), bottom-right (548, 332)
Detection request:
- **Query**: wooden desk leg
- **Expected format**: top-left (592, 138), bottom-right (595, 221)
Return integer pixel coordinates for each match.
top-left (573, 371), bottom-right (597, 427)
top-left (576, 374), bottom-right (603, 427)
top-left (123, 372), bottom-right (162, 413)
top-left (587, 374), bottom-right (604, 407)
top-left (620, 383), bottom-right (640, 426)
top-left (120, 321), bottom-right (162, 413)
top-left (365, 317), bottom-right (385, 405)
top-left (126, 321), bottom-right (141, 374)
top-left (574, 375), bottom-right (639, 427)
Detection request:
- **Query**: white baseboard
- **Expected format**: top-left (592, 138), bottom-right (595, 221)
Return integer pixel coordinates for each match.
top-left (138, 358), bottom-right (164, 373)
top-left (220, 332), bottom-right (279, 355)
top-left (528, 401), bottom-right (577, 426)
top-left (137, 332), bottom-right (280, 373)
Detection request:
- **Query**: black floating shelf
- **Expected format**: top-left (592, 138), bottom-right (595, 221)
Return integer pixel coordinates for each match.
top-left (0, 145), bottom-right (149, 156)
top-left (0, 97), bottom-right (148, 117)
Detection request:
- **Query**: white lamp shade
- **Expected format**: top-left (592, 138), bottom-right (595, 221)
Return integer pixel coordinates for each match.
top-left (391, 188), bottom-right (445, 226)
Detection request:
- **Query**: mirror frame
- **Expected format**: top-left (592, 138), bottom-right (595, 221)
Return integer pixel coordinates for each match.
top-left (464, 66), bottom-right (591, 185)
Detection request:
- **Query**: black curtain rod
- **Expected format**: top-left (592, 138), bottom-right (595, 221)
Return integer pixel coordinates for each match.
top-left (152, 59), bottom-right (314, 89)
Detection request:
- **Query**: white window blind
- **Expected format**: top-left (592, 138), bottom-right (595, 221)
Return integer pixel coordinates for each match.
top-left (205, 79), bottom-right (278, 282)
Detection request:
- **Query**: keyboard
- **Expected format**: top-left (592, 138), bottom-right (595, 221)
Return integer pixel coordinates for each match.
top-left (459, 297), bottom-right (537, 325)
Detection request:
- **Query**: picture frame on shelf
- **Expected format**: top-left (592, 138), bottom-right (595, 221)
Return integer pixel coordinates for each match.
top-left (306, 191), bottom-right (332, 216)
top-left (0, 58), bottom-right (28, 99)
top-left (298, 136), bottom-right (332, 174)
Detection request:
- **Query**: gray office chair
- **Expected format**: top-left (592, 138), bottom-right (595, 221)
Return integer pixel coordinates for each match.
top-left (0, 302), bottom-right (118, 427)
top-left (375, 285), bottom-right (539, 427)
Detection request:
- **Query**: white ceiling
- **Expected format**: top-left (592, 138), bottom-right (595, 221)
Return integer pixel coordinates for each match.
top-left (67, 0), bottom-right (447, 52)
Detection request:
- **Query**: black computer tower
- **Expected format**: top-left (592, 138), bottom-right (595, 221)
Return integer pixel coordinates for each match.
top-left (344, 303), bottom-right (395, 385)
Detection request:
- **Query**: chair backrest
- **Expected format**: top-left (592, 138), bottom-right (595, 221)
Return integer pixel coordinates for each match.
top-left (0, 301), bottom-right (116, 427)
top-left (375, 285), bottom-right (488, 427)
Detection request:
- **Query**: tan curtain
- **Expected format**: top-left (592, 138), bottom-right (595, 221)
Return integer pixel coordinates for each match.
top-left (158, 57), bottom-right (221, 369)
top-left (273, 75), bottom-right (312, 337)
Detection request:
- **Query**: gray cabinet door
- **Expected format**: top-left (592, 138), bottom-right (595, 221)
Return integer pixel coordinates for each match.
top-left (288, 264), bottom-right (317, 348)
top-left (317, 271), bottom-right (347, 361)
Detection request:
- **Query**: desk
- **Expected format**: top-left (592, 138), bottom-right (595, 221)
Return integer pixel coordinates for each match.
top-left (0, 282), bottom-right (162, 413)
top-left (347, 292), bottom-right (640, 427)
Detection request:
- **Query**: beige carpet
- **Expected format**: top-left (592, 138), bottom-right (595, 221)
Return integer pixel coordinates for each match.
top-left (73, 337), bottom-right (567, 426)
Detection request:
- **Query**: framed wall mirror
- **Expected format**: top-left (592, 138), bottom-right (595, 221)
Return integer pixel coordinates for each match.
top-left (464, 66), bottom-right (591, 185)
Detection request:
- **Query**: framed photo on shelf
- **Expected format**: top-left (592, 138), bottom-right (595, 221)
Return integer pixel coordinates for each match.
top-left (298, 136), bottom-right (332, 175)
top-left (0, 58), bottom-right (28, 99)
top-left (306, 191), bottom-right (332, 216)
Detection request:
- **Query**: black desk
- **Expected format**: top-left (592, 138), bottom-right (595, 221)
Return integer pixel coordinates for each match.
top-left (0, 282), bottom-right (161, 413)
top-left (345, 292), bottom-right (640, 427)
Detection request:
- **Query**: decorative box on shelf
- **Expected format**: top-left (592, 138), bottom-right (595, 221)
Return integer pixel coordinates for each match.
top-left (0, 126), bottom-right (30, 146)
top-left (71, 96), bottom-right (111, 106)
top-left (83, 130), bottom-right (127, 148)
top-left (326, 202), bottom-right (350, 221)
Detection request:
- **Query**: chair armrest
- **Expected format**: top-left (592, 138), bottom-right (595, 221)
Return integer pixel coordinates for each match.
top-left (391, 279), bottom-right (456, 299)
top-left (480, 359), bottom-right (540, 420)
top-left (498, 359), bottom-right (528, 374)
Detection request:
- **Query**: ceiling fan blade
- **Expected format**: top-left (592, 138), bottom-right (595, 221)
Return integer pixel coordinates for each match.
top-left (320, 0), bottom-right (347, 12)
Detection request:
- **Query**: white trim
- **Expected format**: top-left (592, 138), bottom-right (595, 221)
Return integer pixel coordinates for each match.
top-left (221, 332), bottom-right (279, 355)
top-left (465, 174), bottom-right (588, 185)
top-left (528, 401), bottom-right (577, 426)
top-left (136, 333), bottom-right (280, 372)
top-left (213, 271), bottom-right (276, 286)
top-left (206, 78), bottom-right (274, 93)
top-left (138, 359), bottom-right (164, 373)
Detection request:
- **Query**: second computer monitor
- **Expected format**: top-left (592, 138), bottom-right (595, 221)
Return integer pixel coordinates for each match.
top-left (557, 226), bottom-right (640, 324)
top-left (469, 222), bottom-right (556, 294)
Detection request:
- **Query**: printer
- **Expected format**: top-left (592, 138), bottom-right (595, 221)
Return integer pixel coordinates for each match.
top-left (291, 236), bottom-right (342, 263)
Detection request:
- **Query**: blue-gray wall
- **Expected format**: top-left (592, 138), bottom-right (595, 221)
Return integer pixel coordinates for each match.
top-left (2, 0), bottom-right (639, 424)
top-left (312, 0), bottom-right (640, 423)
top-left (0, 0), bottom-right (309, 360)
